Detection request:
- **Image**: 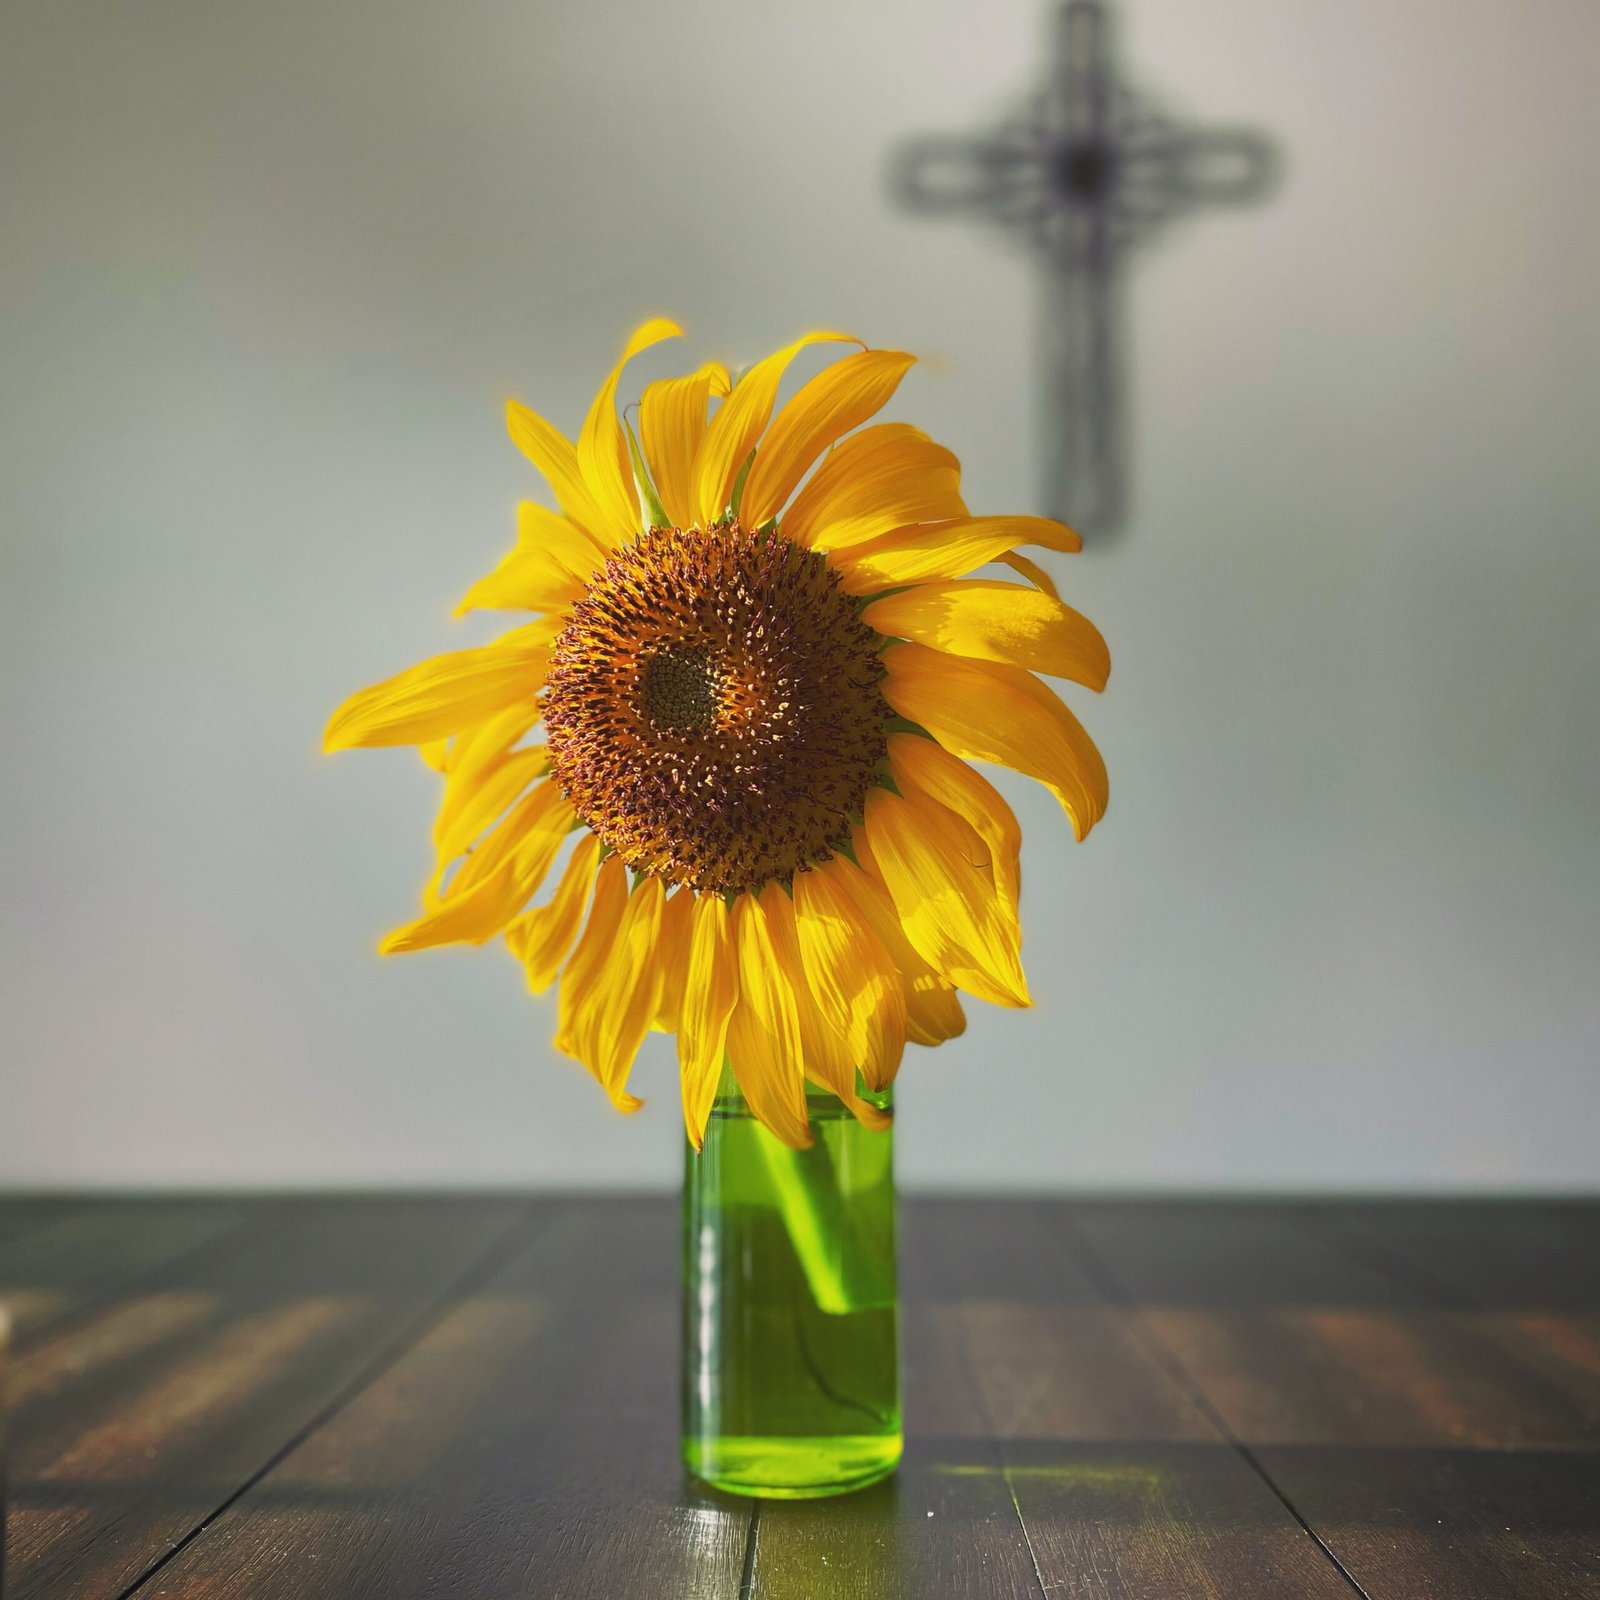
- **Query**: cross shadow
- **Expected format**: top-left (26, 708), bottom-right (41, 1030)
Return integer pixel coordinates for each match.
top-left (889, 0), bottom-right (1283, 541)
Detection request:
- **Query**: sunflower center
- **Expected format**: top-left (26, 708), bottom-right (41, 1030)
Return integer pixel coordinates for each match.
top-left (638, 645), bottom-right (719, 735)
top-left (543, 519), bottom-right (890, 894)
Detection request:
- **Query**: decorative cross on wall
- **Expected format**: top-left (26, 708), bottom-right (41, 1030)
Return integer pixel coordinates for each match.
top-left (891, 0), bottom-right (1280, 539)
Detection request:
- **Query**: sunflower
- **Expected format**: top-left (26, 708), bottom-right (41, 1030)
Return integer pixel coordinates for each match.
top-left (325, 321), bottom-right (1108, 1149)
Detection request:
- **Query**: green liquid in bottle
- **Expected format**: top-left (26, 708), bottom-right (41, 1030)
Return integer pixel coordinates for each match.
top-left (682, 1072), bottom-right (901, 1498)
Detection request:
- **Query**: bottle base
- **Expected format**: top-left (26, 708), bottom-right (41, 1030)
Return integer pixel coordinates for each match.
top-left (685, 1433), bottom-right (903, 1499)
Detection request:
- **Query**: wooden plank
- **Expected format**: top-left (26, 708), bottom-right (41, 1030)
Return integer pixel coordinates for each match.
top-left (746, 1199), bottom-right (1352, 1599)
top-left (1305, 1198), bottom-right (1600, 1311)
top-left (962, 1203), bottom-right (1357, 1600)
top-left (1244, 1445), bottom-right (1600, 1598)
top-left (1069, 1201), bottom-right (1600, 1599)
top-left (1285, 1204), bottom-right (1600, 1596)
top-left (745, 1200), bottom-right (1046, 1600)
top-left (7, 1196), bottom-right (531, 1600)
top-left (117, 1198), bottom-right (1359, 1600)
top-left (900, 1197), bottom-right (1111, 1308)
top-left (1301, 1201), bottom-right (1600, 1440)
top-left (741, 1431), bottom-right (1045, 1600)
top-left (1070, 1203), bottom-right (1600, 1448)
top-left (14, 1196), bottom-right (1589, 1598)
top-left (126, 1199), bottom-right (750, 1600)
top-left (0, 1199), bottom-right (260, 1344)
top-left (1545, 1198), bottom-right (1600, 1245)
top-left (1067, 1199), bottom-right (1426, 1308)
top-left (0, 1198), bottom-right (92, 1247)
top-left (995, 1439), bottom-right (1368, 1600)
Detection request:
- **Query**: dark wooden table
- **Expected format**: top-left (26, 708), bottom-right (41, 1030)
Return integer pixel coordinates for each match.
top-left (1, 1195), bottom-right (1595, 1598)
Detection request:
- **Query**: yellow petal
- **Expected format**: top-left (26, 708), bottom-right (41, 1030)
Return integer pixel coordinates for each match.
top-left (519, 501), bottom-right (611, 570)
top-left (567, 874), bottom-right (665, 1110)
top-left (833, 515), bottom-right (1081, 593)
top-left (887, 733), bottom-right (1020, 912)
top-left (724, 890), bottom-right (813, 1149)
top-left (862, 786), bottom-right (1029, 1009)
top-left (452, 697), bottom-right (544, 767)
top-left (430, 699), bottom-right (543, 849)
top-left (903, 977), bottom-right (965, 1046)
top-left (379, 859), bottom-right (534, 953)
top-left (783, 423), bottom-right (965, 551)
top-left (454, 505), bottom-right (607, 616)
top-left (511, 833), bottom-right (601, 992)
top-left (383, 782), bottom-right (572, 952)
top-left (578, 318), bottom-right (684, 544)
top-left (792, 989), bottom-right (892, 1131)
top-left (865, 578), bottom-right (1109, 690)
top-left (741, 349), bottom-right (917, 527)
top-left (504, 401), bottom-right (608, 540)
top-left (454, 551), bottom-right (582, 618)
top-left (828, 854), bottom-right (966, 1048)
top-left (996, 550), bottom-right (1059, 600)
top-left (640, 361), bottom-right (731, 530)
top-left (493, 614), bottom-right (568, 653)
top-left (553, 854), bottom-right (641, 1110)
top-left (651, 886), bottom-right (696, 1031)
top-left (793, 861), bottom-right (906, 1094)
top-left (691, 331), bottom-right (857, 525)
top-left (678, 894), bottom-right (736, 1150)
top-left (436, 778), bottom-right (573, 906)
top-left (401, 630), bottom-right (550, 775)
top-left (883, 641), bottom-right (1108, 840)
top-left (432, 746), bottom-right (548, 866)
top-left (324, 643), bottom-right (547, 751)
top-left (767, 881), bottom-right (893, 1129)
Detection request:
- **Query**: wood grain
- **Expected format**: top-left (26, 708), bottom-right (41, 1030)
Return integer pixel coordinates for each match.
top-left (1068, 1200), bottom-right (1600, 1598)
top-left (0, 1199), bottom-right (259, 1344)
top-left (3, 1196), bottom-right (1594, 1599)
top-left (946, 1201), bottom-right (1357, 1600)
top-left (5, 1196), bottom-right (531, 1599)
top-left (729, 1200), bottom-right (1356, 1600)
top-left (1304, 1197), bottom-right (1600, 1311)
top-left (133, 1199), bottom-right (750, 1600)
top-left (1238, 1444), bottom-right (1600, 1598)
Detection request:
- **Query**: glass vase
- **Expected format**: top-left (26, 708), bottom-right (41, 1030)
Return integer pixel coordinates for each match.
top-left (682, 1066), bottom-right (901, 1498)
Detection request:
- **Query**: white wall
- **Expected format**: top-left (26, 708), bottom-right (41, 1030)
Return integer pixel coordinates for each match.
top-left (3, 0), bottom-right (1596, 1190)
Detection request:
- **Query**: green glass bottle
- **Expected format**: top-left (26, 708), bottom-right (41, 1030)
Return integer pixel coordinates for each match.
top-left (682, 1067), bottom-right (901, 1498)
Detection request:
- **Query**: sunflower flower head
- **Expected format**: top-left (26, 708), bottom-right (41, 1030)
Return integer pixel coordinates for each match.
top-left (325, 321), bottom-right (1109, 1150)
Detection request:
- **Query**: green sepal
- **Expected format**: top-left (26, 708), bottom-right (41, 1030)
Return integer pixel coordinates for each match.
top-left (854, 584), bottom-right (916, 609)
top-left (726, 448), bottom-right (757, 520)
top-left (625, 415), bottom-right (671, 531)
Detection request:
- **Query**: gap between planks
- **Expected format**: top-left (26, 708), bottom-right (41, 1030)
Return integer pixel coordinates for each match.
top-left (1049, 1209), bottom-right (1373, 1600)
